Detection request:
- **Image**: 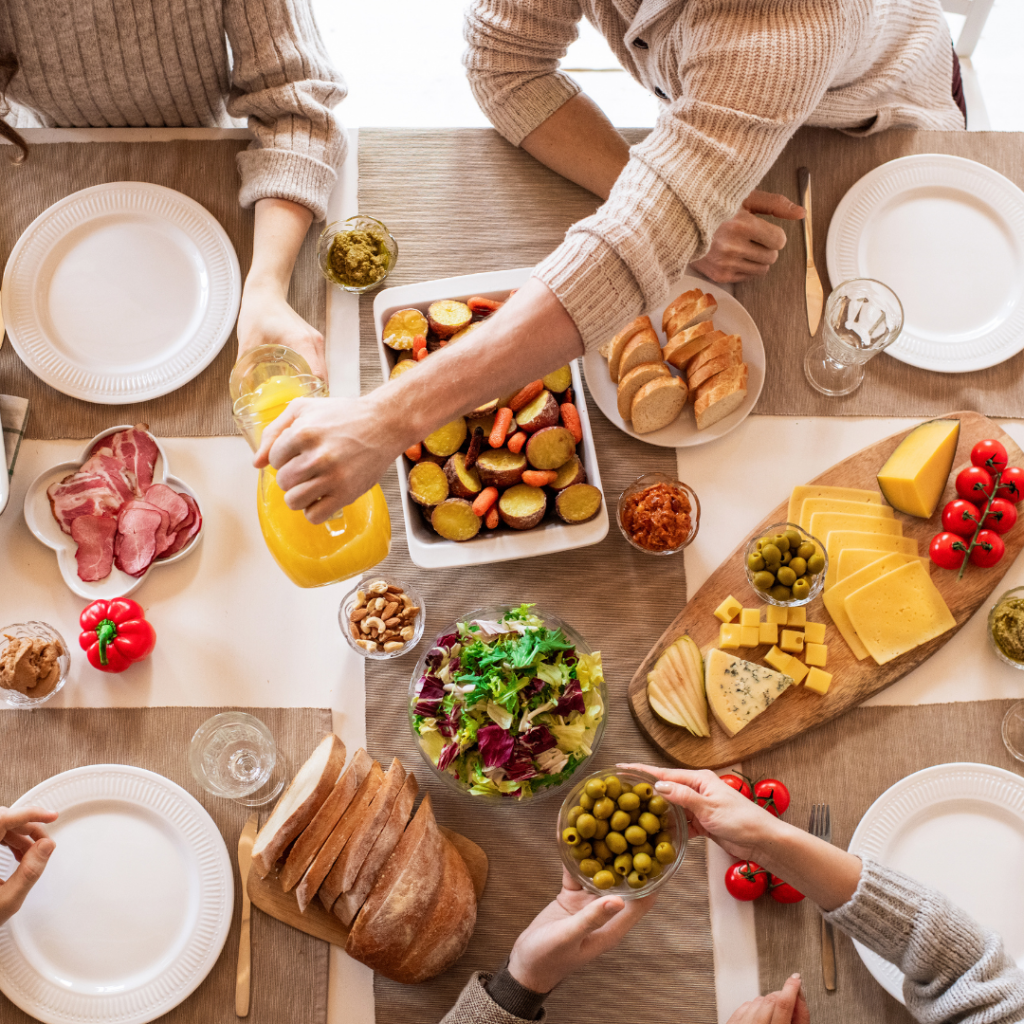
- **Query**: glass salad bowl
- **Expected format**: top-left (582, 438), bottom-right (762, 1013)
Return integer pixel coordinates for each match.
top-left (408, 604), bottom-right (607, 803)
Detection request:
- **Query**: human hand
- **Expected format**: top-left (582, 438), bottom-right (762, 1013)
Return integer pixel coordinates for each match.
top-left (236, 283), bottom-right (327, 381)
top-left (507, 868), bottom-right (657, 993)
top-left (692, 191), bottom-right (805, 284)
top-left (727, 974), bottom-right (809, 1024)
top-left (0, 806), bottom-right (57, 925)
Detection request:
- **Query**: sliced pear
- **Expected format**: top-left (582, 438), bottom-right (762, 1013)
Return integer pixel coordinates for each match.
top-left (645, 634), bottom-right (710, 738)
top-left (648, 680), bottom-right (697, 734)
top-left (676, 636), bottom-right (710, 736)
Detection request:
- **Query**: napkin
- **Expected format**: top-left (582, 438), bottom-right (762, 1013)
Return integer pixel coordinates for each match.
top-left (1, 395), bottom-right (29, 477)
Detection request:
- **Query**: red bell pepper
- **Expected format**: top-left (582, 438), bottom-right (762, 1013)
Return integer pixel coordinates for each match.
top-left (79, 598), bottom-right (156, 673)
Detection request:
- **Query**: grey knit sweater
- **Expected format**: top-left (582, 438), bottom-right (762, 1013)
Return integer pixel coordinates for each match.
top-left (0, 0), bottom-right (346, 219)
top-left (464, 0), bottom-right (966, 350)
top-left (442, 858), bottom-right (1024, 1023)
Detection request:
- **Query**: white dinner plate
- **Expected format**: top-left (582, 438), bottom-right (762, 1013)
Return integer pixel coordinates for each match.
top-left (0, 765), bottom-right (233, 1024)
top-left (826, 154), bottom-right (1024, 372)
top-left (1, 182), bottom-right (241, 403)
top-left (582, 276), bottom-right (765, 448)
top-left (849, 762), bottom-right (1024, 1004)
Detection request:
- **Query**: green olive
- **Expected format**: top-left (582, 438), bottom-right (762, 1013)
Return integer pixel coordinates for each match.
top-left (619, 783), bottom-right (632, 795)
top-left (625, 825), bottom-right (648, 846)
top-left (617, 792), bottom-right (641, 812)
top-left (781, 551), bottom-right (792, 565)
top-left (579, 792), bottom-right (594, 811)
top-left (647, 795), bottom-right (669, 816)
top-left (755, 538), bottom-right (765, 550)
top-left (628, 808), bottom-right (641, 825)
top-left (655, 841), bottom-right (677, 864)
top-left (593, 818), bottom-right (610, 841)
top-left (632, 841), bottom-right (654, 857)
top-left (632, 782), bottom-right (654, 801)
top-left (776, 566), bottom-right (797, 587)
top-left (626, 870), bottom-right (648, 889)
top-left (562, 827), bottom-right (581, 845)
top-left (792, 578), bottom-right (811, 600)
top-left (570, 841), bottom-right (593, 862)
top-left (654, 831), bottom-right (673, 847)
top-left (579, 858), bottom-right (602, 877)
top-left (647, 858), bottom-right (663, 878)
top-left (638, 812), bottom-right (661, 834)
top-left (789, 556), bottom-right (807, 577)
top-left (592, 869), bottom-right (617, 890)
top-left (610, 810), bottom-right (631, 832)
top-left (593, 840), bottom-right (612, 862)
top-left (606, 832), bottom-right (628, 855)
top-left (603, 776), bottom-right (623, 800)
top-left (632, 852), bottom-right (653, 873)
top-left (567, 805), bottom-right (583, 827)
top-left (797, 541), bottom-right (815, 560)
top-left (747, 552), bottom-right (765, 572)
top-left (575, 813), bottom-right (597, 839)
top-left (760, 543), bottom-right (781, 564)
top-left (784, 529), bottom-right (802, 547)
top-left (775, 535), bottom-right (791, 553)
top-left (753, 571), bottom-right (776, 591)
top-left (769, 584), bottom-right (792, 601)
top-left (807, 552), bottom-right (826, 574)
top-left (593, 797), bottom-right (615, 820)
top-left (613, 853), bottom-right (633, 876)
top-left (585, 778), bottom-right (607, 800)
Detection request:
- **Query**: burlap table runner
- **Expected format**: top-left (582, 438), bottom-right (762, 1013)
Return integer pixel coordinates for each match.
top-left (0, 140), bottom-right (325, 439)
top-left (357, 128), bottom-right (715, 1024)
top-left (738, 127), bottom-right (1024, 418)
top-left (744, 699), bottom-right (1024, 1023)
top-left (0, 706), bottom-right (332, 1024)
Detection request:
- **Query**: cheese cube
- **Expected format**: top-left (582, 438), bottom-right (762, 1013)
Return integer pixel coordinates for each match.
top-left (787, 607), bottom-right (807, 627)
top-left (720, 623), bottom-right (743, 648)
top-left (705, 649), bottom-right (793, 737)
top-left (740, 625), bottom-right (760, 647)
top-left (805, 643), bottom-right (828, 667)
top-left (804, 622), bottom-right (826, 644)
top-left (787, 658), bottom-right (809, 684)
top-left (805, 667), bottom-right (833, 695)
top-left (714, 596), bottom-right (743, 623)
top-left (764, 646), bottom-right (793, 673)
top-left (740, 608), bottom-right (760, 627)
top-left (759, 622), bottom-right (779, 645)
top-left (765, 606), bottom-right (788, 625)
top-left (780, 629), bottom-right (804, 654)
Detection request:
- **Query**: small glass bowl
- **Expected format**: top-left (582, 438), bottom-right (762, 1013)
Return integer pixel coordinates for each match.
top-left (1002, 701), bottom-right (1024, 763)
top-left (743, 522), bottom-right (828, 607)
top-left (339, 576), bottom-right (426, 660)
top-left (317, 215), bottom-right (398, 294)
top-left (0, 622), bottom-right (71, 708)
top-left (557, 767), bottom-right (686, 900)
top-left (987, 587), bottom-right (1024, 670)
top-left (616, 473), bottom-right (700, 555)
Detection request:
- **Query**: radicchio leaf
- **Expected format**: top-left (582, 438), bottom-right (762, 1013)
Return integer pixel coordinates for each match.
top-left (478, 722), bottom-right (515, 768)
top-left (437, 742), bottom-right (460, 772)
top-left (424, 647), bottom-right (446, 671)
top-left (521, 677), bottom-right (545, 699)
top-left (436, 705), bottom-right (462, 738)
top-left (503, 746), bottom-right (539, 781)
top-left (413, 673), bottom-right (445, 717)
top-left (436, 632), bottom-right (460, 650)
top-left (553, 678), bottom-right (585, 717)
top-left (518, 725), bottom-right (557, 755)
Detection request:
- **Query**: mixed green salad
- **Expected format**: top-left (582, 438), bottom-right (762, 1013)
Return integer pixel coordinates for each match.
top-left (411, 605), bottom-right (605, 799)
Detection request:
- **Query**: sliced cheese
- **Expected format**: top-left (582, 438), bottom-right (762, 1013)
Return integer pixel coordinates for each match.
top-left (704, 648), bottom-right (793, 737)
top-left (837, 548), bottom-right (929, 584)
top-left (799, 498), bottom-right (893, 533)
top-left (824, 532), bottom-right (920, 590)
top-left (787, 484), bottom-right (882, 524)
top-left (877, 418), bottom-right (961, 518)
top-left (844, 561), bottom-right (956, 665)
top-left (810, 512), bottom-right (902, 545)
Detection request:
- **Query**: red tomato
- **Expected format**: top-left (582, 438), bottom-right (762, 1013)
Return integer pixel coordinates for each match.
top-left (719, 773), bottom-right (753, 800)
top-left (941, 499), bottom-right (981, 537)
top-left (956, 466), bottom-right (995, 503)
top-left (970, 529), bottom-right (1005, 568)
top-left (971, 439), bottom-right (1008, 473)
top-left (982, 498), bottom-right (1018, 534)
top-left (996, 466), bottom-right (1024, 504)
top-left (930, 532), bottom-right (969, 570)
top-left (724, 861), bottom-right (768, 901)
top-left (768, 876), bottom-right (806, 903)
top-left (753, 778), bottom-right (791, 817)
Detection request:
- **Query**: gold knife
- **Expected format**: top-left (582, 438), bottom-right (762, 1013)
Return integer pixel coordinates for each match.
top-left (236, 812), bottom-right (258, 1017)
top-left (798, 167), bottom-right (824, 337)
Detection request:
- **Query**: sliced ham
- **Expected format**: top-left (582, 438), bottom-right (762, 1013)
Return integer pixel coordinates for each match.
top-left (143, 484), bottom-right (190, 531)
top-left (114, 506), bottom-right (164, 576)
top-left (47, 455), bottom-right (137, 536)
top-left (159, 493), bottom-right (202, 559)
top-left (91, 426), bottom-right (159, 492)
top-left (120, 499), bottom-right (175, 556)
top-left (70, 516), bottom-right (117, 582)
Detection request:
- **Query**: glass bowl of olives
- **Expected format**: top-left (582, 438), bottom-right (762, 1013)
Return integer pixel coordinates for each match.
top-left (557, 767), bottom-right (686, 900)
top-left (743, 522), bottom-right (828, 607)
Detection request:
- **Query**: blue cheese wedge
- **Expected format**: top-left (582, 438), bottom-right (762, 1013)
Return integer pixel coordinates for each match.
top-left (705, 648), bottom-right (793, 737)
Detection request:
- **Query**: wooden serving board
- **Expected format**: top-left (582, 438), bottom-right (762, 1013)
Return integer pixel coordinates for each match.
top-left (628, 411), bottom-right (1024, 770)
top-left (247, 827), bottom-right (488, 947)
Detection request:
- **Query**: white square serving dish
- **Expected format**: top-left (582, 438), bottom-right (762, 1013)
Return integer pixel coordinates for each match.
top-left (372, 267), bottom-right (609, 570)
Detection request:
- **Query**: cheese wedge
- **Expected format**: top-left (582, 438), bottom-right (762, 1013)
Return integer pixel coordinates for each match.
top-left (705, 648), bottom-right (792, 737)
top-left (787, 484), bottom-right (882, 525)
top-left (877, 418), bottom-right (961, 518)
top-left (823, 552), bottom-right (911, 660)
top-left (844, 561), bottom-right (956, 665)
top-left (810, 512), bottom-right (902, 544)
top-left (824, 532), bottom-right (919, 590)
top-left (837, 548), bottom-right (929, 584)
top-left (798, 498), bottom-right (893, 533)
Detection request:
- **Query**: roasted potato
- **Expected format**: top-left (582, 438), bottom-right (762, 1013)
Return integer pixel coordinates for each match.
top-left (444, 453), bottom-right (483, 498)
top-left (550, 455), bottom-right (586, 491)
top-left (468, 398), bottom-right (499, 418)
top-left (431, 499), bottom-right (482, 541)
top-left (525, 426), bottom-right (577, 470)
top-left (408, 461), bottom-right (449, 506)
top-left (467, 411), bottom-right (497, 438)
top-left (383, 308), bottom-right (429, 350)
top-left (499, 484), bottom-right (548, 530)
top-left (450, 321), bottom-right (482, 343)
top-left (515, 390), bottom-right (559, 433)
top-left (555, 483), bottom-right (602, 523)
top-left (389, 358), bottom-right (418, 382)
top-left (476, 449), bottom-right (527, 488)
top-left (423, 417), bottom-right (468, 458)
top-left (542, 365), bottom-right (573, 394)
top-left (427, 300), bottom-right (472, 338)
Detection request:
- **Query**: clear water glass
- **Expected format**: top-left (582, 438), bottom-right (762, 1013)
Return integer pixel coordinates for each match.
top-left (1003, 700), bottom-right (1024, 764)
top-left (189, 712), bottom-right (286, 806)
top-left (804, 279), bottom-right (904, 397)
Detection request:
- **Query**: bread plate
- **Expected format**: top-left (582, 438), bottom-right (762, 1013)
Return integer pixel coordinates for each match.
top-left (373, 268), bottom-right (608, 570)
top-left (582, 276), bottom-right (765, 448)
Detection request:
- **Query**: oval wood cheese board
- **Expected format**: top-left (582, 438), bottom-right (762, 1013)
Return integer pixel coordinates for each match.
top-left (628, 411), bottom-right (1024, 769)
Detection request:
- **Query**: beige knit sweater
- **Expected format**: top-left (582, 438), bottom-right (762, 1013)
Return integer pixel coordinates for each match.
top-left (465, 0), bottom-right (966, 350)
top-left (0, 0), bottom-right (345, 219)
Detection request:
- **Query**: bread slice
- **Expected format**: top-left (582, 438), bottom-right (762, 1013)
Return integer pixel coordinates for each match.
top-left (280, 747), bottom-right (373, 892)
top-left (665, 293), bottom-right (717, 338)
top-left (631, 376), bottom-right (688, 434)
top-left (661, 288), bottom-right (704, 334)
top-left (616, 328), bottom-right (662, 381)
top-left (694, 364), bottom-right (749, 430)
top-left (334, 772), bottom-right (419, 927)
top-left (295, 760), bottom-right (384, 912)
top-left (688, 345), bottom-right (742, 394)
top-left (664, 327), bottom-right (726, 371)
top-left (251, 733), bottom-right (346, 878)
top-left (687, 333), bottom-right (743, 377)
top-left (616, 361), bottom-right (671, 419)
top-left (605, 315), bottom-right (653, 382)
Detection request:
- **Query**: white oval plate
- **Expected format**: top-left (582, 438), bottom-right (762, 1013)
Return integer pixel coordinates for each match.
top-left (0, 764), bottom-right (233, 1024)
top-left (849, 761), bottom-right (1024, 1004)
top-left (23, 425), bottom-right (203, 599)
top-left (826, 154), bottom-right (1024, 372)
top-left (2, 182), bottom-right (240, 402)
top-left (582, 276), bottom-right (765, 448)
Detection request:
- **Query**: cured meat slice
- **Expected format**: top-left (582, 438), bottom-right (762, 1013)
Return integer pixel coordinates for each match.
top-left (120, 500), bottom-right (174, 556)
top-left (47, 456), bottom-right (136, 535)
top-left (159, 493), bottom-right (202, 558)
top-left (143, 484), bottom-right (190, 531)
top-left (70, 516), bottom-right (117, 582)
top-left (91, 426), bottom-right (159, 493)
top-left (114, 506), bottom-right (163, 576)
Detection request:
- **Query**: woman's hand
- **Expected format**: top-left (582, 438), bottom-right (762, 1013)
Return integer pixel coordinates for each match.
top-left (692, 191), bottom-right (805, 284)
top-left (237, 284), bottom-right (326, 381)
top-left (0, 806), bottom-right (57, 925)
top-left (727, 975), bottom-right (809, 1024)
top-left (507, 869), bottom-right (657, 993)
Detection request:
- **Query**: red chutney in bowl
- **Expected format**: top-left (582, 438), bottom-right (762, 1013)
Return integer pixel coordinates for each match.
top-left (618, 477), bottom-right (699, 553)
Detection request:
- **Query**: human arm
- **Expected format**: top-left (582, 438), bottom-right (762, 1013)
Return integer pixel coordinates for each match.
top-left (0, 806), bottom-right (57, 925)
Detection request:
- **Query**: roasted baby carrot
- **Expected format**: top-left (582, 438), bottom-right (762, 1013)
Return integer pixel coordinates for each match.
top-left (560, 402), bottom-right (583, 443)
top-left (522, 470), bottom-right (558, 487)
top-left (485, 506), bottom-right (500, 529)
top-left (506, 430), bottom-right (527, 454)
top-left (509, 380), bottom-right (544, 412)
top-left (467, 296), bottom-right (503, 315)
top-left (489, 407), bottom-right (514, 447)
top-left (472, 487), bottom-right (499, 517)
top-left (412, 333), bottom-right (427, 355)
top-left (415, 348), bottom-right (428, 362)
top-left (404, 443), bottom-right (422, 461)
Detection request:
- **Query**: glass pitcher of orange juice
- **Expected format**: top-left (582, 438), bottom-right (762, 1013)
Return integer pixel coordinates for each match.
top-left (230, 345), bottom-right (390, 587)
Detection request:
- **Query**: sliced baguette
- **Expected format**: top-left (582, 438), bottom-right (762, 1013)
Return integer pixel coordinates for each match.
top-left (661, 288), bottom-right (704, 334)
top-left (665, 293), bottom-right (717, 338)
top-left (664, 328), bottom-right (726, 371)
top-left (687, 333), bottom-right (742, 377)
top-left (280, 748), bottom-right (372, 892)
top-left (616, 328), bottom-right (662, 380)
top-left (251, 733), bottom-right (346, 878)
top-left (616, 361), bottom-right (671, 419)
top-left (605, 315), bottom-right (653, 382)
top-left (694, 364), bottom-right (749, 430)
top-left (687, 348), bottom-right (742, 394)
top-left (630, 376), bottom-right (688, 434)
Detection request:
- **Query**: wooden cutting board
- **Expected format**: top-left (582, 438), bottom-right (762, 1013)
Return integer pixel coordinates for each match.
top-left (628, 411), bottom-right (1024, 769)
top-left (247, 827), bottom-right (488, 946)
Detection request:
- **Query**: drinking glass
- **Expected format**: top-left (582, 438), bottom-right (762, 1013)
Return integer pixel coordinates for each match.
top-left (189, 712), bottom-right (287, 806)
top-left (804, 279), bottom-right (904, 397)
top-left (1003, 700), bottom-right (1024, 764)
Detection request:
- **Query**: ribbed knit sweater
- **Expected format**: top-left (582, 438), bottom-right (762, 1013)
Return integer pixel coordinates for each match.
top-left (440, 859), bottom-right (1024, 1023)
top-left (0, 0), bottom-right (346, 219)
top-left (464, 0), bottom-right (966, 350)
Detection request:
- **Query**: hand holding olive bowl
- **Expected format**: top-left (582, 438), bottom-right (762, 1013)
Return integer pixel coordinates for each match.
top-left (744, 522), bottom-right (827, 607)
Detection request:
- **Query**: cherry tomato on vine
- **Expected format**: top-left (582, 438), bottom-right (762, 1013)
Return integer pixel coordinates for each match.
top-left (956, 466), bottom-right (994, 503)
top-left (982, 498), bottom-right (1018, 534)
top-left (719, 773), bottom-right (753, 800)
top-left (941, 499), bottom-right (981, 537)
top-left (971, 439), bottom-right (1008, 473)
top-left (753, 778), bottom-right (791, 817)
top-left (930, 532), bottom-right (968, 571)
top-left (996, 466), bottom-right (1024, 504)
top-left (768, 876), bottom-right (806, 903)
top-left (724, 861), bottom-right (768, 901)
top-left (969, 529), bottom-right (1005, 568)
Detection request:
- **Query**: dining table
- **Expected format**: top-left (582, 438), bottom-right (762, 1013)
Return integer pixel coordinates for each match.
top-left (2, 123), bottom-right (1024, 1024)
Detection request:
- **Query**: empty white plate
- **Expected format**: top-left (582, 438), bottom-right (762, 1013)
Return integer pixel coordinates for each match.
top-left (2, 182), bottom-right (241, 403)
top-left (0, 765), bottom-right (233, 1024)
top-left (826, 154), bottom-right (1024, 372)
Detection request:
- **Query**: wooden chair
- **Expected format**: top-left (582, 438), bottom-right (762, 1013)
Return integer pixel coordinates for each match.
top-left (942, 0), bottom-right (996, 128)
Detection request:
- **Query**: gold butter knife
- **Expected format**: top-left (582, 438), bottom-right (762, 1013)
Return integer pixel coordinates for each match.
top-left (236, 812), bottom-right (258, 1017)
top-left (798, 167), bottom-right (824, 337)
